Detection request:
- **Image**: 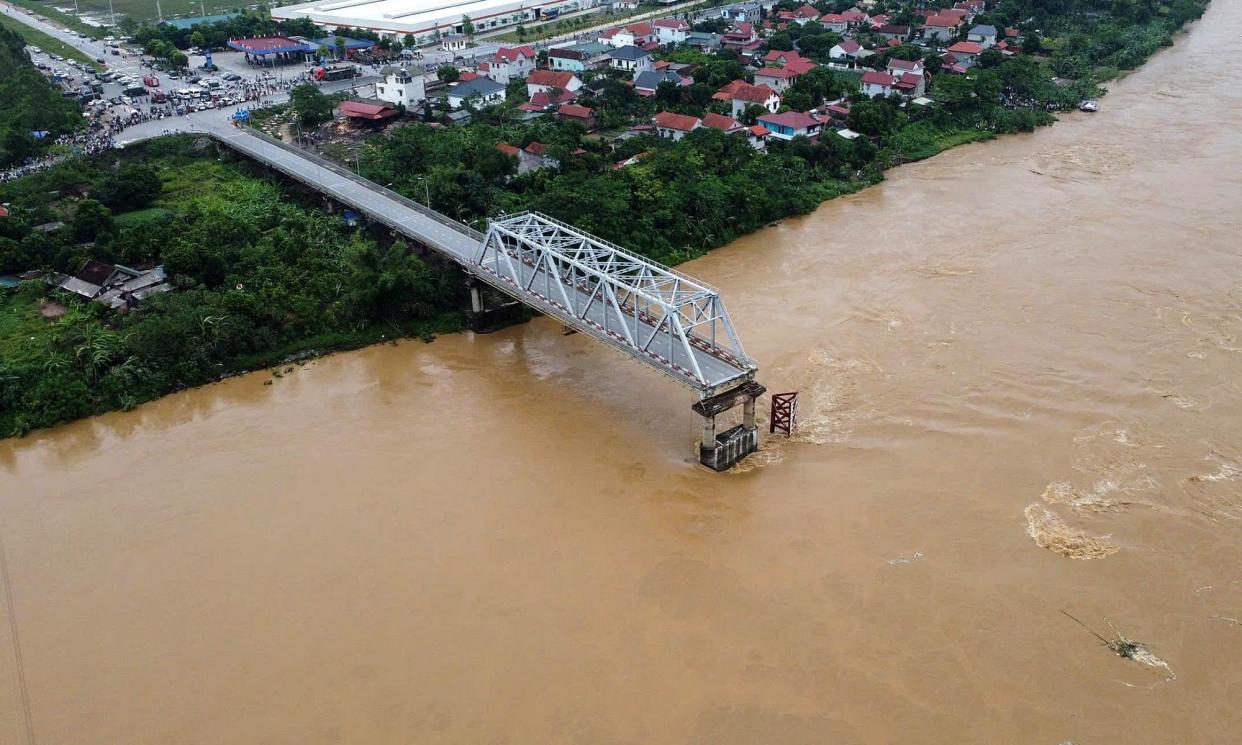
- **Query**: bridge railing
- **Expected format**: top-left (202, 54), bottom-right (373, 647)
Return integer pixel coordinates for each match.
top-left (506, 211), bottom-right (722, 296)
top-left (228, 126), bottom-right (485, 242)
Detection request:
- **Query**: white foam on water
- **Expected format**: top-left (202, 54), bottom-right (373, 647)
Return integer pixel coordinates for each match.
top-left (1024, 504), bottom-right (1120, 560)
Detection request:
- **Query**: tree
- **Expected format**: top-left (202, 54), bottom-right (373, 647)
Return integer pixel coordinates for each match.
top-left (188, 31), bottom-right (206, 50)
top-left (462, 15), bottom-right (475, 41)
top-left (289, 83), bottom-right (334, 126)
top-left (169, 51), bottom-right (188, 70)
top-left (403, 34), bottom-right (416, 49)
top-left (69, 199), bottom-right (114, 243)
top-left (95, 163), bottom-right (162, 212)
top-left (847, 99), bottom-right (897, 136)
top-left (768, 32), bottom-right (794, 51)
top-left (437, 64), bottom-right (460, 83)
top-left (334, 36), bottom-right (347, 58)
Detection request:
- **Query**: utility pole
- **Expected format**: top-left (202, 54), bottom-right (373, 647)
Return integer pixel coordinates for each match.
top-left (156, 0), bottom-right (162, 23)
top-left (108, 0), bottom-right (115, 28)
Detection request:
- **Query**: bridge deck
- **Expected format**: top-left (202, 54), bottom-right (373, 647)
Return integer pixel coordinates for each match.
top-left (203, 123), bottom-right (754, 394)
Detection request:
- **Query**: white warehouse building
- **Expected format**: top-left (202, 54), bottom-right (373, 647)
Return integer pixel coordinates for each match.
top-left (271, 0), bottom-right (596, 43)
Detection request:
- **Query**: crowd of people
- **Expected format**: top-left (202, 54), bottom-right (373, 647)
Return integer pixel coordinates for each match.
top-left (0, 64), bottom-right (332, 182)
top-left (0, 128), bottom-right (117, 182)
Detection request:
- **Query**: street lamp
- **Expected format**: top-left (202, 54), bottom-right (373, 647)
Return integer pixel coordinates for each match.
top-left (415, 175), bottom-right (430, 206)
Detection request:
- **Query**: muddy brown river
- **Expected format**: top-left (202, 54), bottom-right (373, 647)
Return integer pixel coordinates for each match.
top-left (4, 7), bottom-right (1242, 744)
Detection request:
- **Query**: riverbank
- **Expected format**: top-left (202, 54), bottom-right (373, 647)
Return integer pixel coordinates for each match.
top-left (0, 136), bottom-right (468, 437)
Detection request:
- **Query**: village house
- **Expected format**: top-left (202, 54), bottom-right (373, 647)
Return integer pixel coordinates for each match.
top-left (714, 80), bottom-right (781, 118)
top-left (685, 31), bottom-right (723, 52)
top-left (496, 142), bottom-right (558, 174)
top-left (945, 40), bottom-right (983, 66)
top-left (526, 69), bottom-right (583, 98)
top-left (873, 24), bottom-right (911, 42)
top-left (633, 68), bottom-right (691, 96)
top-left (479, 45), bottom-right (537, 84)
top-left (447, 76), bottom-right (506, 109)
top-left (920, 14), bottom-right (964, 42)
top-left (828, 39), bottom-right (874, 68)
top-left (859, 70), bottom-right (897, 97)
top-left (557, 103), bottom-right (596, 130)
top-left (745, 124), bottom-right (769, 150)
top-left (547, 42), bottom-right (612, 73)
top-left (819, 13), bottom-right (850, 33)
top-left (967, 24), bottom-right (998, 47)
top-left (374, 66), bottom-right (426, 108)
top-left (702, 112), bottom-right (745, 134)
top-left (51, 259), bottom-right (171, 309)
top-left (756, 111), bottom-right (824, 142)
top-left (717, 1), bottom-right (762, 23)
top-left (600, 22), bottom-right (658, 49)
top-left (886, 57), bottom-right (924, 79)
top-left (860, 69), bottom-right (924, 98)
top-left (777, 5), bottom-right (820, 24)
top-left (338, 99), bottom-right (401, 123)
top-left (652, 111), bottom-right (701, 141)
top-left (440, 34), bottom-right (468, 52)
top-left (653, 19), bottom-right (690, 45)
top-left (609, 45), bottom-right (653, 73)
top-left (753, 66), bottom-right (803, 93)
top-left (722, 22), bottom-right (759, 50)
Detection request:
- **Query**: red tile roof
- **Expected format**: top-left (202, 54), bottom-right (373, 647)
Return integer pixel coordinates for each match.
top-left (338, 99), bottom-right (399, 120)
top-left (720, 81), bottom-right (777, 103)
top-left (495, 45), bottom-right (536, 62)
top-left (653, 19), bottom-right (689, 30)
top-left (749, 125), bottom-right (769, 137)
top-left (524, 141), bottom-right (547, 156)
top-left (701, 113), bottom-right (741, 131)
top-left (755, 66), bottom-right (801, 80)
top-left (558, 103), bottom-right (594, 119)
top-left (861, 70), bottom-right (897, 86)
top-left (652, 111), bottom-right (701, 131)
top-left (757, 111), bottom-right (821, 130)
top-left (947, 41), bottom-right (983, 54)
top-left (527, 69), bottom-right (578, 88)
top-left (887, 58), bottom-right (921, 70)
top-left (496, 143), bottom-right (521, 157)
top-left (922, 14), bottom-right (963, 28)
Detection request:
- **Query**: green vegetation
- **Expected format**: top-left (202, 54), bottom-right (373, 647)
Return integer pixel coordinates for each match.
top-left (130, 10), bottom-right (321, 52)
top-left (0, 27), bottom-right (84, 168)
top-left (4, 0), bottom-right (106, 38)
top-left (0, 137), bottom-right (465, 436)
top-left (0, 12), bottom-right (100, 69)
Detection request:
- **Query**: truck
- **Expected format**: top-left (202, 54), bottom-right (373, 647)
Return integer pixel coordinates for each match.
top-left (314, 65), bottom-right (359, 82)
top-left (143, 73), bottom-right (159, 87)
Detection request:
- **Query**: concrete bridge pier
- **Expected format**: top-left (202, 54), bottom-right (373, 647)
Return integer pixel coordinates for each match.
top-left (466, 278), bottom-right (526, 333)
top-left (693, 381), bottom-right (767, 471)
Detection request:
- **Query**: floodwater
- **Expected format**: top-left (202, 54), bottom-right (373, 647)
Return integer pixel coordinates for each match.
top-left (4, 7), bottom-right (1242, 745)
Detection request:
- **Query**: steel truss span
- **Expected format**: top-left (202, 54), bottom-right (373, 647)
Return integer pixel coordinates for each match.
top-left (476, 212), bottom-right (757, 394)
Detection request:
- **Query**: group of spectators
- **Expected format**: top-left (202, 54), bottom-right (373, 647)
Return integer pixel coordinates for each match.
top-left (0, 128), bottom-right (117, 182)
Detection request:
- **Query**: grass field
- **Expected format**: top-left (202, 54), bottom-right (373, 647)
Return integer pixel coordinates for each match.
top-left (21, 0), bottom-right (241, 24)
top-left (0, 11), bottom-right (101, 68)
top-left (5, 0), bottom-right (105, 37)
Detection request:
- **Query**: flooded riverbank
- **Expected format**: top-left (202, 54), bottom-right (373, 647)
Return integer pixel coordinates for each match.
top-left (3, 5), bottom-right (1242, 743)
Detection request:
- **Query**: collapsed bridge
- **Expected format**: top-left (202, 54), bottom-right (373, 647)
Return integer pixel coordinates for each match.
top-left (202, 122), bottom-right (764, 469)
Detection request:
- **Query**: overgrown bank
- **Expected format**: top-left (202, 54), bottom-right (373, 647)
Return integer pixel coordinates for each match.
top-left (0, 136), bottom-right (466, 436)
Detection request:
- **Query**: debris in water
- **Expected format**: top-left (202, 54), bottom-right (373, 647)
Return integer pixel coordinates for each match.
top-left (1212, 616), bottom-right (1242, 628)
top-left (887, 552), bottom-right (923, 566)
top-left (1060, 611), bottom-right (1176, 681)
